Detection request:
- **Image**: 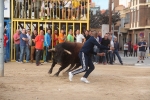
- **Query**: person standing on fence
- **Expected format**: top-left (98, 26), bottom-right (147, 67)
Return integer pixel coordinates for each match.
top-left (4, 33), bottom-right (8, 63)
top-left (44, 29), bottom-right (51, 63)
top-left (13, 29), bottom-right (20, 62)
top-left (35, 30), bottom-right (44, 66)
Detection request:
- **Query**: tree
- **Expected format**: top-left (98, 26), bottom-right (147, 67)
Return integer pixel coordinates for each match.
top-left (90, 10), bottom-right (120, 28)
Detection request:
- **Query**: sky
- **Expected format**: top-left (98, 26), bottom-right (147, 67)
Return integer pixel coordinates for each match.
top-left (92, 0), bottom-right (109, 9)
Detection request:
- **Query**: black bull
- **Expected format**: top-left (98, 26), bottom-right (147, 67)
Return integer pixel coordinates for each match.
top-left (48, 42), bottom-right (83, 76)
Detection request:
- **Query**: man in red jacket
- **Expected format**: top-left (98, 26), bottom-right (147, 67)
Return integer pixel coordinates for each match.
top-left (4, 33), bottom-right (8, 63)
top-left (35, 30), bottom-right (44, 66)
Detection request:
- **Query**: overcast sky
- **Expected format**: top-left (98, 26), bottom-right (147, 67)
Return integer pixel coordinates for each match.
top-left (92, 0), bottom-right (109, 9)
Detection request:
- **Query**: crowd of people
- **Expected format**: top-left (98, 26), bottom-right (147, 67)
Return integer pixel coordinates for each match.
top-left (9, 28), bottom-right (124, 66)
top-left (14, 0), bottom-right (87, 20)
top-left (123, 39), bottom-right (149, 63)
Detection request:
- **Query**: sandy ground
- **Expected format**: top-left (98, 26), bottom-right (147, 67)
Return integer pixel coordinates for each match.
top-left (0, 62), bottom-right (150, 100)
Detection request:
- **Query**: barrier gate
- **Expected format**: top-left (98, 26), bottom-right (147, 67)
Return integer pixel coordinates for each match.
top-left (11, 0), bottom-right (90, 61)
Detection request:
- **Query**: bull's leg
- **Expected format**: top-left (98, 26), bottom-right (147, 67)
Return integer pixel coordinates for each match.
top-left (48, 60), bottom-right (57, 74)
top-left (69, 63), bottom-right (81, 72)
top-left (65, 63), bottom-right (75, 73)
top-left (54, 63), bottom-right (70, 76)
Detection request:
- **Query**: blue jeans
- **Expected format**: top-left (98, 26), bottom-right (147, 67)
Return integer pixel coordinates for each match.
top-left (102, 50), bottom-right (109, 63)
top-left (15, 44), bottom-right (20, 61)
top-left (4, 47), bottom-right (6, 62)
top-left (20, 45), bottom-right (30, 62)
top-left (113, 50), bottom-right (122, 64)
top-left (93, 47), bottom-right (99, 63)
top-left (25, 46), bottom-right (30, 62)
top-left (109, 51), bottom-right (113, 64)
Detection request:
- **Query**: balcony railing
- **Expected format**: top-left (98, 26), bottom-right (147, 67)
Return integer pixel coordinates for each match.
top-left (12, 0), bottom-right (89, 21)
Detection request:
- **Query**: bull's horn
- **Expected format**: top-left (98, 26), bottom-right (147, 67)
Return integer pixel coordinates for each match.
top-left (64, 49), bottom-right (72, 55)
top-left (48, 48), bottom-right (55, 52)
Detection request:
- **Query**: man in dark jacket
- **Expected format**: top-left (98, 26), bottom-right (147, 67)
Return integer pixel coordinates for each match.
top-left (69, 31), bottom-right (114, 83)
top-left (114, 37), bottom-right (123, 65)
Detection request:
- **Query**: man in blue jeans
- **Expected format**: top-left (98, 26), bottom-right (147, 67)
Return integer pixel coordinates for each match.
top-left (113, 37), bottom-right (123, 65)
top-left (19, 28), bottom-right (29, 63)
top-left (44, 29), bottom-right (51, 63)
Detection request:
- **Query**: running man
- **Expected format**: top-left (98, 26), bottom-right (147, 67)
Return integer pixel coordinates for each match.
top-left (68, 31), bottom-right (114, 83)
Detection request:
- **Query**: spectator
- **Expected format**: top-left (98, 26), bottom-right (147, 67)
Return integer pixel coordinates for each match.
top-left (62, 0), bottom-right (72, 19)
top-left (76, 29), bottom-right (86, 43)
top-left (128, 41), bottom-right (133, 57)
top-left (93, 36), bottom-right (99, 64)
top-left (137, 38), bottom-right (146, 63)
top-left (35, 30), bottom-right (44, 66)
top-left (98, 31), bottom-right (102, 63)
top-left (113, 37), bottom-right (123, 65)
top-left (41, 0), bottom-right (45, 20)
top-left (31, 29), bottom-right (38, 63)
top-left (53, 29), bottom-right (58, 47)
top-left (58, 29), bottom-right (65, 43)
top-left (44, 29), bottom-right (51, 63)
top-left (72, 0), bottom-right (80, 20)
top-left (13, 29), bottom-right (20, 62)
top-left (80, 0), bottom-right (87, 20)
top-left (67, 29), bottom-right (74, 42)
top-left (133, 43), bottom-right (138, 57)
top-left (19, 28), bottom-right (29, 63)
top-left (33, 0), bottom-right (40, 19)
top-left (47, 1), bottom-right (53, 19)
top-left (108, 35), bottom-right (114, 65)
top-left (4, 33), bottom-right (8, 63)
top-left (101, 34), bottom-right (110, 65)
top-left (84, 30), bottom-right (91, 41)
top-left (124, 42), bottom-right (128, 57)
top-left (26, 29), bottom-right (31, 62)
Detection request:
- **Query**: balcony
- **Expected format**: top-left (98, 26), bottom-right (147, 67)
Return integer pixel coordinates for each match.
top-left (12, 0), bottom-right (89, 21)
top-left (124, 23), bottom-right (130, 29)
top-left (120, 28), bottom-right (127, 33)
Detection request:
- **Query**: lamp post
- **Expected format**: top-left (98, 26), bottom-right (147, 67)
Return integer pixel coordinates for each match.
top-left (0, 0), bottom-right (4, 77)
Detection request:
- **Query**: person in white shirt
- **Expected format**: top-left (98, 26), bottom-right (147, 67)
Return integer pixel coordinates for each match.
top-left (75, 29), bottom-right (86, 43)
top-left (124, 42), bottom-right (128, 57)
top-left (47, 0), bottom-right (53, 19)
top-left (108, 35), bottom-right (114, 64)
top-left (62, 0), bottom-right (72, 19)
top-left (41, 0), bottom-right (45, 20)
top-left (26, 29), bottom-right (31, 63)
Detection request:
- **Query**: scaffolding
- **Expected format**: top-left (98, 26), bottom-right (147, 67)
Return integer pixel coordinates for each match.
top-left (11, 0), bottom-right (90, 61)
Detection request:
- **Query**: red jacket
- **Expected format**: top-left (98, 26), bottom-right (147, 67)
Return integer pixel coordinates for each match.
top-left (4, 34), bottom-right (8, 47)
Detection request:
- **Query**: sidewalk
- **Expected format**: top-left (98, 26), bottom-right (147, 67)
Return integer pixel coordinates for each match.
top-left (114, 51), bottom-right (150, 66)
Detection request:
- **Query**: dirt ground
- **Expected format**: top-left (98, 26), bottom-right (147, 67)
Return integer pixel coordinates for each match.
top-left (0, 62), bottom-right (150, 100)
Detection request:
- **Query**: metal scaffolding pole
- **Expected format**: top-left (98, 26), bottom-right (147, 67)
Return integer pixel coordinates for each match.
top-left (0, 0), bottom-right (4, 77)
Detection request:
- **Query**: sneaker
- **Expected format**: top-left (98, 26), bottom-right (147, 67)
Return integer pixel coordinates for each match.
top-left (44, 62), bottom-right (48, 64)
top-left (68, 72), bottom-right (73, 81)
top-left (141, 61), bottom-right (144, 63)
top-left (137, 61), bottom-right (139, 63)
top-left (26, 61), bottom-right (29, 63)
top-left (80, 77), bottom-right (90, 84)
top-left (16, 61), bottom-right (19, 63)
top-left (121, 63), bottom-right (123, 65)
top-left (19, 61), bottom-right (24, 64)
